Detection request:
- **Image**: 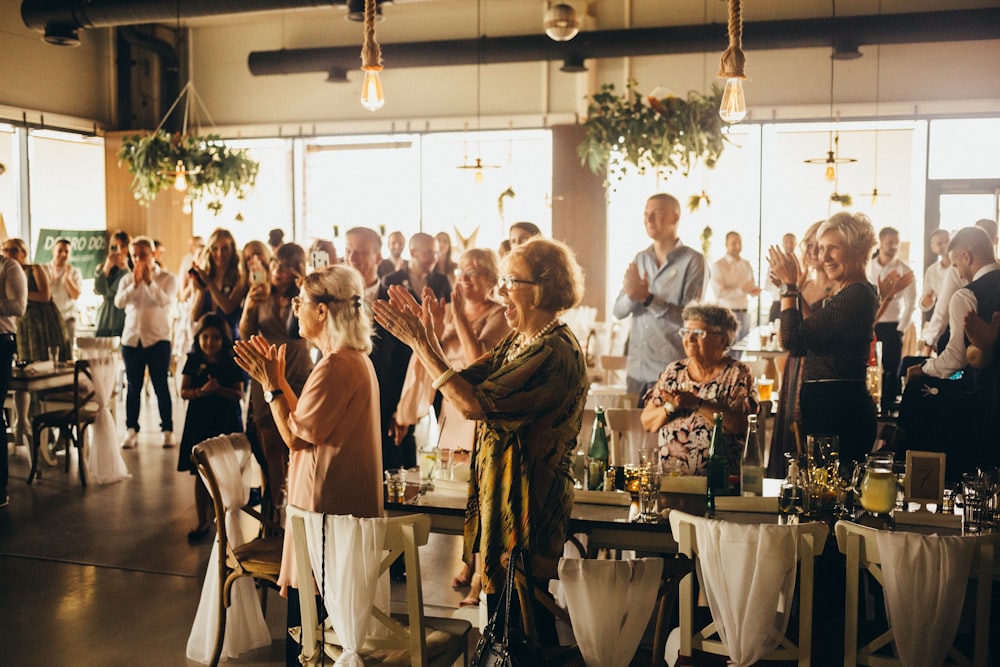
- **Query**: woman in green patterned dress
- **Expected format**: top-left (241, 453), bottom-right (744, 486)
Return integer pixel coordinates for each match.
top-left (374, 237), bottom-right (587, 637)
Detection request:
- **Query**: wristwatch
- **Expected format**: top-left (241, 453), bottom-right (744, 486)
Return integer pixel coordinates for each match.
top-left (642, 293), bottom-right (654, 307)
top-left (779, 283), bottom-right (799, 297)
top-left (264, 389), bottom-right (284, 404)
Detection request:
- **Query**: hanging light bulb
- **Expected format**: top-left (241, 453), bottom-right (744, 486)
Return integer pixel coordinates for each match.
top-left (719, 78), bottom-right (747, 124)
top-left (824, 153), bottom-right (837, 181)
top-left (172, 160), bottom-right (188, 192)
top-left (359, 0), bottom-right (384, 112)
top-left (360, 67), bottom-right (384, 111)
top-left (182, 195), bottom-right (193, 215)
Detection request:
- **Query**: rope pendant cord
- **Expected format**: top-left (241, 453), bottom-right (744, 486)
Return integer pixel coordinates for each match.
top-left (717, 0), bottom-right (746, 80)
top-left (361, 0), bottom-right (382, 70)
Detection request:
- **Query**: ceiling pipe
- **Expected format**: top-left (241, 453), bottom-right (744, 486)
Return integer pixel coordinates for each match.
top-left (21, 0), bottom-right (349, 45)
top-left (247, 8), bottom-right (1000, 77)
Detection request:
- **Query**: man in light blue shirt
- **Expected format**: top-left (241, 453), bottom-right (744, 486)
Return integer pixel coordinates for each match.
top-left (613, 193), bottom-right (706, 403)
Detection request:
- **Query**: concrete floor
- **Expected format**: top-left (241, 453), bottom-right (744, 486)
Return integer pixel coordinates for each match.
top-left (0, 387), bottom-right (480, 666)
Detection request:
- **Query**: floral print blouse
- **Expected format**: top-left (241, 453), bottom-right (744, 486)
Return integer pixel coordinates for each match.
top-left (644, 357), bottom-right (758, 476)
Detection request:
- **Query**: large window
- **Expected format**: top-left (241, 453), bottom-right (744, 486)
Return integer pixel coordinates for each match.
top-left (0, 124), bottom-right (21, 239)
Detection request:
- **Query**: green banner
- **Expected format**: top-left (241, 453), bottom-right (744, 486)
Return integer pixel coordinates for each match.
top-left (33, 229), bottom-right (107, 278)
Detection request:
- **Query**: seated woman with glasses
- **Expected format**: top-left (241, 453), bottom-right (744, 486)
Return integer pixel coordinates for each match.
top-left (640, 303), bottom-right (758, 476)
top-left (374, 237), bottom-right (587, 642)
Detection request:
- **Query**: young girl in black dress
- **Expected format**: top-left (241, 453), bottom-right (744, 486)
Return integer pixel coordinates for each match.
top-left (178, 313), bottom-right (244, 542)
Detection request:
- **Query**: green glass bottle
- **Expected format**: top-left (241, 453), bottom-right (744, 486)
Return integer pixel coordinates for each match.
top-left (587, 407), bottom-right (610, 491)
top-left (706, 412), bottom-right (729, 514)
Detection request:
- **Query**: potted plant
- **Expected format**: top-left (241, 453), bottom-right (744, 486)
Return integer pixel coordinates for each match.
top-left (578, 81), bottom-right (730, 188)
top-left (118, 131), bottom-right (259, 215)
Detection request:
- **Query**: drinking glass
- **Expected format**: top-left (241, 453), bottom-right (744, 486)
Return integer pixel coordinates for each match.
top-left (637, 461), bottom-right (661, 522)
top-left (807, 434), bottom-right (841, 515)
top-left (757, 377), bottom-right (773, 402)
top-left (962, 477), bottom-right (984, 534)
top-left (384, 468), bottom-right (407, 503)
top-left (418, 448), bottom-right (437, 488)
top-left (859, 452), bottom-right (896, 516)
top-left (437, 448), bottom-right (454, 480)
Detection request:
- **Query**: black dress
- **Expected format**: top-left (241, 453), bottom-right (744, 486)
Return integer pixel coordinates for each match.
top-left (780, 282), bottom-right (879, 464)
top-left (177, 353), bottom-right (244, 473)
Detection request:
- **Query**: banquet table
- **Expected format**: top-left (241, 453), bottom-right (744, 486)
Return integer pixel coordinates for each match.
top-left (8, 362), bottom-right (76, 459)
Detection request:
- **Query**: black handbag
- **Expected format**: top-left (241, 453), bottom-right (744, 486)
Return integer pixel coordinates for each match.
top-left (472, 549), bottom-right (538, 667)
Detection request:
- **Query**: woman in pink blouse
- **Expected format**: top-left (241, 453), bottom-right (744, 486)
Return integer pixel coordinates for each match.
top-left (234, 265), bottom-right (382, 666)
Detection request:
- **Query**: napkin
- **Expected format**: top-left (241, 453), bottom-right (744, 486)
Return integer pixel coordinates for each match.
top-left (876, 531), bottom-right (975, 667)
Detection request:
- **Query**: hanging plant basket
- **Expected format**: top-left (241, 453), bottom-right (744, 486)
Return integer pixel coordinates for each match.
top-left (578, 80), bottom-right (731, 187)
top-left (118, 131), bottom-right (259, 215)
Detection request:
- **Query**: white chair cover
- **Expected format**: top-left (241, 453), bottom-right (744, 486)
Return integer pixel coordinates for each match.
top-left (876, 531), bottom-right (975, 667)
top-left (302, 513), bottom-right (388, 667)
top-left (558, 557), bottom-right (663, 667)
top-left (79, 351), bottom-right (130, 485)
top-left (186, 436), bottom-right (270, 664)
top-left (669, 511), bottom-right (798, 667)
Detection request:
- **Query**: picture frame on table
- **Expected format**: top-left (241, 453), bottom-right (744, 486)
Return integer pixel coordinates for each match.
top-left (904, 450), bottom-right (945, 509)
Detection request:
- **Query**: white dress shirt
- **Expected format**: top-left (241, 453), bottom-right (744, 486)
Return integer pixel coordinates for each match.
top-left (114, 266), bottom-right (177, 347)
top-left (921, 263), bottom-right (1000, 378)
top-left (867, 256), bottom-right (917, 332)
top-left (711, 254), bottom-right (755, 311)
top-left (922, 265), bottom-right (966, 346)
top-left (45, 262), bottom-right (82, 321)
top-left (920, 260), bottom-right (951, 313)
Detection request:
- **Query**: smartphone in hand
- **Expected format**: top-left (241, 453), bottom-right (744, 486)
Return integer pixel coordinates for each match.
top-left (250, 268), bottom-right (267, 285)
top-left (311, 250), bottom-right (330, 270)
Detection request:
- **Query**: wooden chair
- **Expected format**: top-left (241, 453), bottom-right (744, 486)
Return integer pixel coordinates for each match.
top-left (835, 520), bottom-right (998, 667)
top-left (600, 354), bottom-right (628, 385)
top-left (630, 554), bottom-right (695, 667)
top-left (670, 511), bottom-right (828, 667)
top-left (191, 435), bottom-right (283, 667)
top-left (288, 506), bottom-right (471, 667)
top-left (27, 359), bottom-right (96, 487)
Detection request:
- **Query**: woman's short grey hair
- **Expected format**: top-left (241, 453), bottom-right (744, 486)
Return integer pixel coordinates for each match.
top-left (508, 238), bottom-right (584, 313)
top-left (817, 212), bottom-right (877, 271)
top-left (460, 248), bottom-right (500, 288)
top-left (681, 303), bottom-right (740, 348)
top-left (301, 265), bottom-right (373, 354)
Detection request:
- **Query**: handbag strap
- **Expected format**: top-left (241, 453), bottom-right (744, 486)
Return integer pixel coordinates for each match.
top-left (483, 546), bottom-right (523, 645)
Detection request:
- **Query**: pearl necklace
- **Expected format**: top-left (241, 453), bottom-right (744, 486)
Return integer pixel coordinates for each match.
top-left (505, 318), bottom-right (561, 363)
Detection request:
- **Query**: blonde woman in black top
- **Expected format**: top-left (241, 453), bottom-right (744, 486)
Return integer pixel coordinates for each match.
top-left (768, 212), bottom-right (879, 464)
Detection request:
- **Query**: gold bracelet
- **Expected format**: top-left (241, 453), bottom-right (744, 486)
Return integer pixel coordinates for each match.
top-left (431, 368), bottom-right (458, 390)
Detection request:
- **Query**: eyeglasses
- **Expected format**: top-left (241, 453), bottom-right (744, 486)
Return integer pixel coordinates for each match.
top-left (678, 327), bottom-right (724, 339)
top-left (498, 275), bottom-right (537, 290)
top-left (2, 247), bottom-right (21, 255)
top-left (457, 269), bottom-right (480, 281)
top-left (291, 296), bottom-right (309, 312)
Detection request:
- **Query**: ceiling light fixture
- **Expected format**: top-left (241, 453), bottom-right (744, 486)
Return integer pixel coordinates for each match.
top-left (717, 0), bottom-right (748, 124)
top-left (458, 0), bottom-right (501, 182)
top-left (544, 3), bottom-right (580, 42)
top-left (359, 0), bottom-right (385, 111)
top-left (805, 1), bottom-right (857, 183)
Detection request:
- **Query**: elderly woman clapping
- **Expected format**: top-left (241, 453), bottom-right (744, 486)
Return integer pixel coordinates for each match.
top-left (234, 265), bottom-right (383, 664)
top-left (373, 238), bottom-right (587, 636)
top-left (640, 303), bottom-right (758, 476)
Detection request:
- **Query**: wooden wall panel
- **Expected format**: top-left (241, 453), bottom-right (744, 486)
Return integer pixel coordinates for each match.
top-left (551, 124), bottom-right (608, 320)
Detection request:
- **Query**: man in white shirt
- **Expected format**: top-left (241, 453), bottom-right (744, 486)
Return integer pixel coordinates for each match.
top-left (114, 236), bottom-right (178, 449)
top-left (907, 226), bottom-right (1000, 383)
top-left (711, 231), bottom-right (760, 352)
top-left (919, 229), bottom-right (951, 319)
top-left (44, 238), bottom-right (82, 345)
top-left (613, 193), bottom-right (706, 402)
top-left (867, 227), bottom-right (916, 414)
top-left (922, 219), bottom-right (997, 354)
top-left (0, 255), bottom-right (27, 508)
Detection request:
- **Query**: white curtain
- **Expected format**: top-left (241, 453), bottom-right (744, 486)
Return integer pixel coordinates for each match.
top-left (876, 531), bottom-right (975, 667)
top-left (558, 557), bottom-right (663, 667)
top-left (671, 512), bottom-right (799, 667)
top-left (302, 514), bottom-right (388, 667)
top-left (186, 437), bottom-right (271, 663)
top-left (80, 352), bottom-right (130, 485)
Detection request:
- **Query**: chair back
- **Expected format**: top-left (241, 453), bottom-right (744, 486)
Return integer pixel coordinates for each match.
top-left (75, 335), bottom-right (121, 354)
top-left (68, 360), bottom-right (97, 424)
top-left (599, 354), bottom-right (628, 385)
top-left (191, 435), bottom-right (257, 574)
top-left (288, 505), bottom-right (436, 666)
top-left (605, 407), bottom-right (644, 466)
top-left (670, 510), bottom-right (827, 667)
top-left (835, 520), bottom-right (998, 667)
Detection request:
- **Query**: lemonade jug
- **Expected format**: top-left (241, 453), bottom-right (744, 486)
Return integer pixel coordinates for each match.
top-left (859, 452), bottom-right (896, 515)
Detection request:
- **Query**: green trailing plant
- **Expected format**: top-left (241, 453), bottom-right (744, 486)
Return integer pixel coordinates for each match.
top-left (578, 81), bottom-right (730, 186)
top-left (118, 131), bottom-right (259, 215)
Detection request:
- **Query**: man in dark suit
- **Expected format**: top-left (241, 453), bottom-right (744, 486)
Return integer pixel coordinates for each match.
top-left (381, 231), bottom-right (451, 467)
